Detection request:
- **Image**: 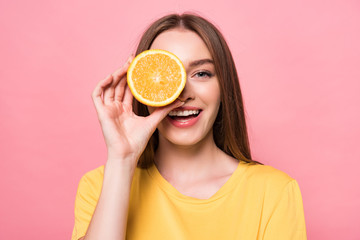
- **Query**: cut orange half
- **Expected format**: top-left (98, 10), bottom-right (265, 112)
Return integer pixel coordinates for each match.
top-left (127, 49), bottom-right (187, 107)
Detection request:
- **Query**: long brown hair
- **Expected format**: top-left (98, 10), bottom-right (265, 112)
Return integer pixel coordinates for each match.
top-left (133, 13), bottom-right (262, 168)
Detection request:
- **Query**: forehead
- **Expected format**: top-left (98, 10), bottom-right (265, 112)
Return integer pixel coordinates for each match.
top-left (150, 29), bottom-right (212, 66)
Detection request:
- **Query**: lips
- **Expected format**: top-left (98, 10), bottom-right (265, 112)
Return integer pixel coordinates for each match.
top-left (167, 106), bottom-right (202, 128)
top-left (168, 109), bottom-right (200, 119)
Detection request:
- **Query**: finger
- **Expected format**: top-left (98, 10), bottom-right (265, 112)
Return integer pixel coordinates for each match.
top-left (113, 55), bottom-right (134, 81)
top-left (103, 56), bottom-right (133, 105)
top-left (92, 74), bottom-right (113, 110)
top-left (122, 83), bottom-right (133, 109)
top-left (114, 74), bottom-right (128, 102)
top-left (146, 100), bottom-right (185, 129)
top-left (113, 55), bottom-right (134, 87)
top-left (103, 83), bottom-right (115, 105)
top-left (113, 55), bottom-right (134, 102)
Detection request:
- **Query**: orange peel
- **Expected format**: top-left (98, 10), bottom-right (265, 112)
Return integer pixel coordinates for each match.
top-left (127, 49), bottom-right (186, 107)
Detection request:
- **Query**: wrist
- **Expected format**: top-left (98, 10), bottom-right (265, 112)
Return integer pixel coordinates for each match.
top-left (106, 155), bottom-right (138, 173)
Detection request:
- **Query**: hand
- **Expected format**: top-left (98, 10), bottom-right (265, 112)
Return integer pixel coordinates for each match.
top-left (91, 56), bottom-right (183, 166)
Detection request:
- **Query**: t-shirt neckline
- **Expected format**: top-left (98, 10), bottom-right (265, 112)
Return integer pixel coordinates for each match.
top-left (146, 160), bottom-right (249, 204)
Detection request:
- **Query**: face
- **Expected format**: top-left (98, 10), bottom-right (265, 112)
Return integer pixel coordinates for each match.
top-left (148, 28), bottom-right (221, 146)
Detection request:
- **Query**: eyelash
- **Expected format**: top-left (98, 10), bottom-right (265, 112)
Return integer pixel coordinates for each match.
top-left (194, 71), bottom-right (213, 78)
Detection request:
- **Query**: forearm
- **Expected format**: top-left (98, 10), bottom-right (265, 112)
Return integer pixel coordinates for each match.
top-left (82, 55), bottom-right (177, 239)
top-left (83, 159), bottom-right (136, 240)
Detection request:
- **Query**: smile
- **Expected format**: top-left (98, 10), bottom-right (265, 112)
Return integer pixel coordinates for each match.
top-left (168, 109), bottom-right (200, 117)
top-left (167, 107), bottom-right (202, 127)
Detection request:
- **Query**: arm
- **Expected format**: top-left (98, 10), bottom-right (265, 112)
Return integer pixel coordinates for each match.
top-left (74, 56), bottom-right (183, 240)
top-left (83, 160), bottom-right (135, 240)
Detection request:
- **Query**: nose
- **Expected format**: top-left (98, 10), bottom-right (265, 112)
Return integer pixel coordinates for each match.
top-left (177, 80), bottom-right (194, 103)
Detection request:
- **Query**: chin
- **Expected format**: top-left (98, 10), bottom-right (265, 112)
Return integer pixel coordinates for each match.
top-left (167, 138), bottom-right (202, 147)
top-left (159, 129), bottom-right (212, 147)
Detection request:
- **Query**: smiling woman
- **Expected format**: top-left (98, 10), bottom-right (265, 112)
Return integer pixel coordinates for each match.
top-left (72, 13), bottom-right (307, 240)
top-left (146, 29), bottom-right (222, 148)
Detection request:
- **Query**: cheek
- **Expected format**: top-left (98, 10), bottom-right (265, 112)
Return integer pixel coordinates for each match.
top-left (199, 82), bottom-right (221, 106)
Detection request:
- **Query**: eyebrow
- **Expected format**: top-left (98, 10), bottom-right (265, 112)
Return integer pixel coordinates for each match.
top-left (188, 58), bottom-right (214, 68)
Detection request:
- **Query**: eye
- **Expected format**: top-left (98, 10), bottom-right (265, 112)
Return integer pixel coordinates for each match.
top-left (194, 71), bottom-right (213, 78)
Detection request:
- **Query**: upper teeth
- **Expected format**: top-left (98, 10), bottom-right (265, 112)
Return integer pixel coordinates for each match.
top-left (168, 110), bottom-right (200, 116)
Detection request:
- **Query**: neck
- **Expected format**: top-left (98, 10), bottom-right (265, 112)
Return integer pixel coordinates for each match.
top-left (154, 130), bottom-right (221, 183)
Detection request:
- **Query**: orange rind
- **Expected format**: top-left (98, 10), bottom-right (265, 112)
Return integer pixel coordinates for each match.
top-left (127, 49), bottom-right (186, 107)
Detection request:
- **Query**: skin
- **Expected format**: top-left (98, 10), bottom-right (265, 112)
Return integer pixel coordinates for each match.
top-left (82, 28), bottom-right (240, 240)
top-left (84, 48), bottom-right (184, 240)
top-left (148, 29), bottom-right (239, 199)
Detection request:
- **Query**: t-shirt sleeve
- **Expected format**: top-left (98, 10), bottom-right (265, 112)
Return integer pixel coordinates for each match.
top-left (71, 172), bottom-right (101, 240)
top-left (263, 179), bottom-right (307, 240)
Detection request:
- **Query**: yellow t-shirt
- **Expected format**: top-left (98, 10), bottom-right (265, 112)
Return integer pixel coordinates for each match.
top-left (72, 161), bottom-right (307, 240)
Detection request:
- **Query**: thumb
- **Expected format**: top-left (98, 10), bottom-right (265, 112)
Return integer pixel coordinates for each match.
top-left (145, 100), bottom-right (184, 130)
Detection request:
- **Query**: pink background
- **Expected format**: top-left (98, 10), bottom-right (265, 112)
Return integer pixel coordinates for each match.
top-left (1, 0), bottom-right (359, 239)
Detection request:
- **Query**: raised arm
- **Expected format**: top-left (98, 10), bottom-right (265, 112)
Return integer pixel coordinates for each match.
top-left (80, 56), bottom-right (183, 240)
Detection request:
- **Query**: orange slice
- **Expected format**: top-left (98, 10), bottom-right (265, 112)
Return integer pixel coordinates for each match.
top-left (127, 49), bottom-right (186, 107)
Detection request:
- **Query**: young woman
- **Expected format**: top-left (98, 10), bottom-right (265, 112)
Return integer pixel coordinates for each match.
top-left (72, 13), bottom-right (307, 240)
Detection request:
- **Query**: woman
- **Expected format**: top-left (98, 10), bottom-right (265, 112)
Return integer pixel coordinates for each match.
top-left (72, 13), bottom-right (307, 240)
